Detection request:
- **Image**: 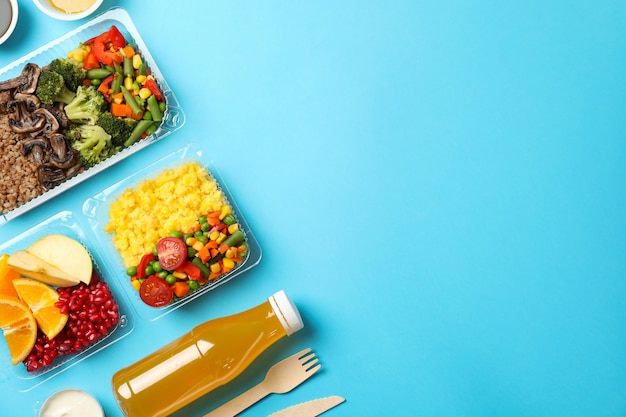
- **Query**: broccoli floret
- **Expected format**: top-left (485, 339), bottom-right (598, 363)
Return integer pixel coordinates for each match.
top-left (68, 124), bottom-right (120, 168)
top-left (96, 112), bottom-right (138, 147)
top-left (35, 70), bottom-right (76, 105)
top-left (49, 58), bottom-right (86, 92)
top-left (64, 85), bottom-right (107, 125)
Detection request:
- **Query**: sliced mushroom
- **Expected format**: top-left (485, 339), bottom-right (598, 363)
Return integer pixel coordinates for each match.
top-left (48, 133), bottom-right (68, 160)
top-left (0, 90), bottom-right (13, 114)
top-left (42, 104), bottom-right (71, 131)
top-left (37, 164), bottom-right (66, 190)
top-left (31, 145), bottom-right (46, 165)
top-left (9, 111), bottom-right (46, 134)
top-left (21, 136), bottom-right (49, 155)
top-left (0, 63), bottom-right (41, 94)
top-left (33, 107), bottom-right (60, 136)
top-left (13, 93), bottom-right (41, 113)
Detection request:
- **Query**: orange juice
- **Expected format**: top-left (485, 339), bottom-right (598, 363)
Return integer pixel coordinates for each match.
top-left (111, 291), bottom-right (303, 417)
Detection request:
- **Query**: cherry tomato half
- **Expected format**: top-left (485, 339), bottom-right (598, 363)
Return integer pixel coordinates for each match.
top-left (139, 276), bottom-right (173, 307)
top-left (156, 237), bottom-right (187, 271)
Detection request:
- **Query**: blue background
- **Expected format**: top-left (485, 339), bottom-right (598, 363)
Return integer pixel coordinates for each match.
top-left (1, 1), bottom-right (626, 416)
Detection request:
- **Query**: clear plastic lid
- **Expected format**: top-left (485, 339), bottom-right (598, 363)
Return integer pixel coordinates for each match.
top-left (269, 290), bottom-right (304, 335)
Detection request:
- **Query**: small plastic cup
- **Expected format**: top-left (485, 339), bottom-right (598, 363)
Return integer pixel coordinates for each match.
top-left (39, 388), bottom-right (104, 417)
top-left (32, 0), bottom-right (103, 21)
top-left (0, 0), bottom-right (18, 46)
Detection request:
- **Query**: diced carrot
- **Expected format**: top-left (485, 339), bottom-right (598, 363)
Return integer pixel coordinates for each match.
top-left (210, 248), bottom-right (219, 258)
top-left (218, 244), bottom-right (229, 254)
top-left (111, 102), bottom-right (129, 117)
top-left (205, 240), bottom-right (218, 249)
top-left (197, 245), bottom-right (212, 263)
top-left (172, 282), bottom-right (189, 298)
top-left (122, 45), bottom-right (135, 59)
top-left (111, 92), bottom-right (124, 104)
top-left (209, 271), bottom-right (221, 280)
top-left (97, 83), bottom-right (109, 95)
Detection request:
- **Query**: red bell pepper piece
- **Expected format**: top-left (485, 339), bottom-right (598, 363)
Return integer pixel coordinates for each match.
top-left (176, 261), bottom-right (202, 281)
top-left (137, 253), bottom-right (155, 280)
top-left (83, 49), bottom-right (100, 70)
top-left (143, 78), bottom-right (163, 101)
top-left (92, 25), bottom-right (126, 66)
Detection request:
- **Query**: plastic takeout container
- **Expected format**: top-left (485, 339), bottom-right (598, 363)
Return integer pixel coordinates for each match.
top-left (82, 143), bottom-right (263, 321)
top-left (0, 0), bottom-right (19, 46)
top-left (0, 211), bottom-right (135, 392)
top-left (0, 7), bottom-right (185, 226)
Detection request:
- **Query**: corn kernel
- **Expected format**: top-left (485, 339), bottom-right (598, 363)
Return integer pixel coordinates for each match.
top-left (131, 279), bottom-right (141, 291)
top-left (124, 76), bottom-right (133, 90)
top-left (132, 54), bottom-right (143, 69)
top-left (225, 248), bottom-right (237, 259)
top-left (227, 224), bottom-right (239, 235)
top-left (186, 237), bottom-right (197, 246)
top-left (138, 88), bottom-right (152, 100)
top-left (192, 241), bottom-right (204, 251)
top-left (219, 205), bottom-right (231, 220)
top-left (173, 271), bottom-right (187, 279)
top-left (136, 75), bottom-right (147, 84)
top-left (216, 233), bottom-right (227, 244)
top-left (209, 231), bottom-right (220, 241)
top-left (223, 258), bottom-right (235, 270)
top-left (210, 263), bottom-right (221, 273)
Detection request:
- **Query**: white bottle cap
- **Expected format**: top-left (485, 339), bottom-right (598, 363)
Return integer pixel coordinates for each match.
top-left (269, 290), bottom-right (304, 335)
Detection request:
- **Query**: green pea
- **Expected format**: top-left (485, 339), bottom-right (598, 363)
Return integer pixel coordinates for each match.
top-left (152, 246), bottom-right (158, 256)
top-left (169, 230), bottom-right (182, 239)
top-left (198, 215), bottom-right (207, 224)
top-left (165, 274), bottom-right (176, 285)
top-left (152, 262), bottom-right (163, 273)
top-left (158, 270), bottom-right (168, 279)
top-left (91, 78), bottom-right (101, 87)
top-left (126, 266), bottom-right (138, 276)
top-left (145, 265), bottom-right (154, 277)
top-left (198, 235), bottom-right (208, 244)
top-left (159, 101), bottom-right (166, 112)
top-left (188, 280), bottom-right (199, 290)
top-left (222, 214), bottom-right (236, 225)
top-left (201, 222), bottom-right (211, 232)
top-left (194, 231), bottom-right (204, 238)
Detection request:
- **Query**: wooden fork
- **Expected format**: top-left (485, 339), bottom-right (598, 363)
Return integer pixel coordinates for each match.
top-left (204, 348), bottom-right (321, 417)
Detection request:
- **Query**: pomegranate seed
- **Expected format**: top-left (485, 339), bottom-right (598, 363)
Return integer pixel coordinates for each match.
top-left (23, 274), bottom-right (120, 373)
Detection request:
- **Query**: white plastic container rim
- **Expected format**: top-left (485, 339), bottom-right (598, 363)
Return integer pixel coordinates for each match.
top-left (0, 0), bottom-right (18, 45)
top-left (269, 290), bottom-right (304, 335)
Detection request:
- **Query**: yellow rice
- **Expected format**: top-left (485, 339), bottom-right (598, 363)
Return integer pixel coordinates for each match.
top-left (104, 162), bottom-right (228, 267)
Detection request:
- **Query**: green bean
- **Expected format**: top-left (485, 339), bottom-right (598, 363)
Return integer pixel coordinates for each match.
top-left (138, 62), bottom-right (147, 76)
top-left (111, 73), bottom-right (122, 94)
top-left (86, 68), bottom-right (113, 79)
top-left (123, 56), bottom-right (134, 77)
top-left (120, 86), bottom-right (142, 116)
top-left (147, 95), bottom-right (162, 122)
top-left (192, 258), bottom-right (212, 278)
top-left (113, 61), bottom-right (124, 75)
top-left (222, 230), bottom-right (245, 247)
top-left (124, 119), bottom-right (154, 147)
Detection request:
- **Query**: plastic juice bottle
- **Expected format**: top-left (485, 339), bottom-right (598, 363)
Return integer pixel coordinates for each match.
top-left (111, 290), bottom-right (303, 417)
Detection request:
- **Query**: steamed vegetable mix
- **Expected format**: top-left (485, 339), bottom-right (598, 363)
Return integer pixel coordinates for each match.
top-left (66, 25), bottom-right (166, 147)
top-left (126, 206), bottom-right (249, 307)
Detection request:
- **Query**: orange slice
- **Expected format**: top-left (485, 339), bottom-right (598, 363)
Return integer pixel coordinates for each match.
top-left (0, 254), bottom-right (19, 298)
top-left (12, 278), bottom-right (68, 340)
top-left (0, 295), bottom-right (37, 365)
